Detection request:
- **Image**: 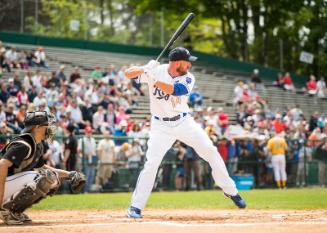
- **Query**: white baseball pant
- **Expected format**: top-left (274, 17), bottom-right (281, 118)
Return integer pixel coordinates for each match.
top-left (3, 171), bottom-right (39, 203)
top-left (131, 116), bottom-right (238, 210)
top-left (271, 154), bottom-right (287, 181)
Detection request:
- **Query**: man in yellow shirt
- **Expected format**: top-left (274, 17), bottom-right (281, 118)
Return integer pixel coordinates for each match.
top-left (267, 132), bottom-right (288, 188)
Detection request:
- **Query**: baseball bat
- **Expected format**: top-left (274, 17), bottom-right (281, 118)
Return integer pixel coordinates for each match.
top-left (156, 13), bottom-right (195, 61)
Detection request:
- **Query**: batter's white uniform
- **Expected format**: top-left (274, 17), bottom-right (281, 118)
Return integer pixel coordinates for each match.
top-left (130, 64), bottom-right (238, 210)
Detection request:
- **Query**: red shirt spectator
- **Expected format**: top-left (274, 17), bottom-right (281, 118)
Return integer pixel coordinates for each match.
top-left (217, 139), bottom-right (228, 162)
top-left (283, 74), bottom-right (293, 85)
top-left (307, 78), bottom-right (317, 91)
top-left (217, 107), bottom-right (229, 134)
top-left (273, 115), bottom-right (286, 133)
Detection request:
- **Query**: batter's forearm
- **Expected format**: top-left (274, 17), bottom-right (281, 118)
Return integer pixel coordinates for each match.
top-left (124, 66), bottom-right (144, 79)
top-left (154, 81), bottom-right (174, 95)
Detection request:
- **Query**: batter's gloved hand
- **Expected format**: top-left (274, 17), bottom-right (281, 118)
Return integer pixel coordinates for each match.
top-left (144, 60), bottom-right (160, 71)
top-left (68, 171), bottom-right (86, 194)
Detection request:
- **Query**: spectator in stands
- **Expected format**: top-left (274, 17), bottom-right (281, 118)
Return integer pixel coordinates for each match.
top-left (0, 122), bottom-right (12, 149)
top-left (188, 86), bottom-right (203, 110)
top-left (27, 85), bottom-right (38, 103)
top-left (217, 107), bottom-right (229, 135)
top-left (273, 114), bottom-right (286, 134)
top-left (63, 124), bottom-right (78, 171)
top-left (66, 98), bottom-right (86, 129)
top-left (174, 142), bottom-right (186, 190)
top-left (251, 69), bottom-right (265, 92)
top-left (297, 141), bottom-right (312, 186)
top-left (96, 130), bottom-right (116, 191)
top-left (70, 66), bottom-right (81, 83)
top-left (48, 139), bottom-right (63, 169)
top-left (308, 127), bottom-right (322, 147)
top-left (317, 77), bottom-right (326, 98)
top-left (7, 78), bottom-right (19, 97)
top-left (227, 139), bottom-right (238, 175)
top-left (13, 72), bottom-right (22, 90)
top-left (46, 83), bottom-right (59, 107)
top-left (0, 82), bottom-right (10, 104)
top-left (25, 50), bottom-right (36, 67)
top-left (48, 71), bottom-right (61, 88)
top-left (116, 142), bottom-right (129, 162)
top-left (274, 73), bottom-right (284, 89)
top-left (18, 50), bottom-right (29, 69)
top-left (106, 103), bottom-right (117, 130)
top-left (0, 103), bottom-right (5, 124)
top-left (309, 111), bottom-right (319, 132)
top-left (306, 75), bottom-right (318, 96)
top-left (78, 126), bottom-right (97, 192)
top-left (233, 80), bottom-right (244, 105)
top-left (32, 69), bottom-right (43, 90)
top-left (5, 46), bottom-right (20, 68)
top-left (0, 43), bottom-right (10, 73)
top-left (217, 136), bottom-right (228, 163)
top-left (183, 144), bottom-right (202, 191)
top-left (126, 139), bottom-right (144, 188)
top-left (92, 105), bottom-right (106, 133)
top-left (113, 120), bottom-right (128, 146)
top-left (33, 90), bottom-right (47, 108)
top-left (34, 47), bottom-right (49, 68)
top-left (15, 104), bottom-right (26, 128)
top-left (56, 65), bottom-right (67, 82)
top-left (313, 137), bottom-right (327, 187)
top-left (16, 86), bottom-right (29, 106)
top-left (5, 103), bottom-right (21, 133)
top-left (282, 72), bottom-right (295, 91)
top-left (116, 106), bottom-right (130, 125)
top-left (91, 66), bottom-right (103, 79)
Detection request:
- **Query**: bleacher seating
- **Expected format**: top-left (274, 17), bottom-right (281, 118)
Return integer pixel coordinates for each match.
top-left (4, 43), bottom-right (327, 123)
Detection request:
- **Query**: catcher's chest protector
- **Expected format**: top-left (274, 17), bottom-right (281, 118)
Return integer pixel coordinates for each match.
top-left (0, 133), bottom-right (37, 174)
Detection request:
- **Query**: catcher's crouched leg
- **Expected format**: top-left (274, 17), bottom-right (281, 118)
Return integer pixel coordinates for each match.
top-left (3, 169), bottom-right (61, 215)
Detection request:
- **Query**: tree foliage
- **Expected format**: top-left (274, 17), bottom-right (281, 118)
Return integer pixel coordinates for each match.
top-left (0, 0), bottom-right (326, 76)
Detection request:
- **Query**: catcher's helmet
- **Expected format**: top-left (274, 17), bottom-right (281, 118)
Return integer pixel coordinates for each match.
top-left (22, 111), bottom-right (56, 133)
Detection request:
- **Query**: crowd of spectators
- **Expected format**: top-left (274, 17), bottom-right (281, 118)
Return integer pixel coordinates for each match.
top-left (0, 42), bottom-right (326, 192)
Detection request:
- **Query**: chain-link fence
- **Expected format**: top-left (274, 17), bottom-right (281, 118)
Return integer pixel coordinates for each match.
top-left (1, 134), bottom-right (326, 192)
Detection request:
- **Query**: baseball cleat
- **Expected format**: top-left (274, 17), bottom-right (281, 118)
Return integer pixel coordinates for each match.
top-left (15, 212), bottom-right (32, 222)
top-left (127, 206), bottom-right (142, 218)
top-left (0, 211), bottom-right (24, 225)
top-left (224, 193), bottom-right (247, 209)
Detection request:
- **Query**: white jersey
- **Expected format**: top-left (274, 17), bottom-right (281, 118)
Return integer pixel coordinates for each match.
top-left (139, 64), bottom-right (195, 118)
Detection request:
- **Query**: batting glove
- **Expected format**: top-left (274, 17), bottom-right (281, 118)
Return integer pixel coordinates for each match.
top-left (144, 60), bottom-right (160, 71)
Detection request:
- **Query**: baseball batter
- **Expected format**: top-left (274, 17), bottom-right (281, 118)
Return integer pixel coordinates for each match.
top-left (124, 47), bottom-right (246, 218)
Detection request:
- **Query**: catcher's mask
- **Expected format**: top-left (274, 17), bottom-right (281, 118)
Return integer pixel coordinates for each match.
top-left (22, 111), bottom-right (57, 142)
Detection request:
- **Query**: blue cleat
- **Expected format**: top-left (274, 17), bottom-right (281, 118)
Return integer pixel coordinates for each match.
top-left (224, 193), bottom-right (247, 209)
top-left (127, 206), bottom-right (142, 218)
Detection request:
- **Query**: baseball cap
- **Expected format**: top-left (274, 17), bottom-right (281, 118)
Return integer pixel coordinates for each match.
top-left (168, 47), bottom-right (197, 62)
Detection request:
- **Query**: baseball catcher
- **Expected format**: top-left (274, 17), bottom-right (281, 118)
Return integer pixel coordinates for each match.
top-left (0, 111), bottom-right (86, 225)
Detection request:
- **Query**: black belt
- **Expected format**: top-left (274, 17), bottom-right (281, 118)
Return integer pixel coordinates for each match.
top-left (154, 113), bottom-right (187, 122)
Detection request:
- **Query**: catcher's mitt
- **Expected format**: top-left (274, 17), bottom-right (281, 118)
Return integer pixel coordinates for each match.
top-left (69, 171), bottom-right (86, 193)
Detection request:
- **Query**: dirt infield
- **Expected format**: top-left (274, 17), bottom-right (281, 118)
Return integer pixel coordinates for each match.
top-left (1, 209), bottom-right (327, 233)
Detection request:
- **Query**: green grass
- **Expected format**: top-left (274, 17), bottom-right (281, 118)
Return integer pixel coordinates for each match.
top-left (32, 188), bottom-right (327, 211)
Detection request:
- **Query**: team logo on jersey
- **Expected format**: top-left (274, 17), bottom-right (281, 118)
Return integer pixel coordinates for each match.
top-left (153, 87), bottom-right (170, 101)
top-left (186, 77), bottom-right (192, 84)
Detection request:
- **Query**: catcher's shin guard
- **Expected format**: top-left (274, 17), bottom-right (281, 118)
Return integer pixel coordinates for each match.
top-left (3, 169), bottom-right (60, 213)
